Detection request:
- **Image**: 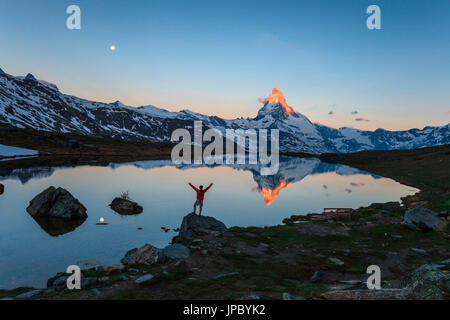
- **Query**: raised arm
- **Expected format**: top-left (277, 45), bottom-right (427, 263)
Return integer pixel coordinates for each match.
top-left (188, 183), bottom-right (199, 192)
top-left (204, 183), bottom-right (213, 192)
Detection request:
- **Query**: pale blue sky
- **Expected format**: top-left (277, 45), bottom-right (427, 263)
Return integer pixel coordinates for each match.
top-left (0, 0), bottom-right (449, 130)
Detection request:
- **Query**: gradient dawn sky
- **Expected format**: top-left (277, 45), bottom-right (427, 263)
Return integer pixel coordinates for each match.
top-left (0, 0), bottom-right (449, 131)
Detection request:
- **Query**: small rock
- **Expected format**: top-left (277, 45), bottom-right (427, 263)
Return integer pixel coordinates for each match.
top-left (248, 295), bottom-right (260, 300)
top-left (91, 288), bottom-right (101, 296)
top-left (441, 259), bottom-right (450, 264)
top-left (109, 197), bottom-right (143, 215)
top-left (411, 248), bottom-right (428, 255)
top-left (321, 289), bottom-right (411, 300)
top-left (201, 249), bottom-right (208, 255)
top-left (76, 259), bottom-right (104, 271)
top-left (98, 276), bottom-right (109, 283)
top-left (370, 202), bottom-right (401, 211)
top-left (121, 244), bottom-right (165, 265)
top-left (81, 277), bottom-right (98, 288)
top-left (119, 275), bottom-right (129, 281)
top-left (404, 206), bottom-right (448, 231)
top-left (282, 292), bottom-right (305, 300)
top-left (16, 289), bottom-right (42, 299)
top-left (310, 271), bottom-right (324, 283)
top-left (215, 272), bottom-right (240, 279)
top-left (391, 235), bottom-right (403, 240)
top-left (328, 257), bottom-right (345, 266)
top-left (163, 243), bottom-right (190, 259)
top-left (52, 276), bottom-right (67, 289)
top-left (135, 274), bottom-right (154, 284)
top-left (99, 264), bottom-right (125, 273)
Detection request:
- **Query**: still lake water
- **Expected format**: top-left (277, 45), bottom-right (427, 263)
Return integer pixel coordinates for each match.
top-left (0, 156), bottom-right (418, 289)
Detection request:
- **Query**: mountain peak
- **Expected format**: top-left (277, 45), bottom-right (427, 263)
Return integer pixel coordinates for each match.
top-left (257, 87), bottom-right (298, 120)
top-left (265, 87), bottom-right (297, 116)
top-left (25, 73), bottom-right (37, 81)
top-left (0, 68), bottom-right (5, 75)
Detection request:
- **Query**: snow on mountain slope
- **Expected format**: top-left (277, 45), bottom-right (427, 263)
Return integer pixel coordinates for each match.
top-left (0, 70), bottom-right (448, 154)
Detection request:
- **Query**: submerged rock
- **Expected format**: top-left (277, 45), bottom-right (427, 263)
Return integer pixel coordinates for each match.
top-left (403, 206), bottom-right (447, 231)
top-left (178, 213), bottom-right (227, 240)
top-left (26, 186), bottom-right (87, 219)
top-left (121, 243), bottom-right (165, 265)
top-left (31, 216), bottom-right (86, 237)
top-left (109, 198), bottom-right (143, 215)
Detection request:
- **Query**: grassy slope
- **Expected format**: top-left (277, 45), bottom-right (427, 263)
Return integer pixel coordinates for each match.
top-left (0, 126), bottom-right (174, 158)
top-left (318, 144), bottom-right (450, 212)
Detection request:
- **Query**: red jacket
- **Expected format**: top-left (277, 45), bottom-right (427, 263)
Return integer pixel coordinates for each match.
top-left (189, 183), bottom-right (212, 200)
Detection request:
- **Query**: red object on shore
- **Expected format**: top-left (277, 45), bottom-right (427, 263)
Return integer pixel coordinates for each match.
top-left (322, 208), bottom-right (353, 215)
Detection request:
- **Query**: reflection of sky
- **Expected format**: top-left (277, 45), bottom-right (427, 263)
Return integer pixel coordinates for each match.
top-left (0, 160), bottom-right (418, 289)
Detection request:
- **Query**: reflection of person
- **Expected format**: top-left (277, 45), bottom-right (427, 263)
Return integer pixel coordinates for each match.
top-left (188, 183), bottom-right (213, 216)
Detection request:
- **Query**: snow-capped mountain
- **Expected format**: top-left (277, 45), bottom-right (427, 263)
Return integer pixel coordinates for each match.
top-left (0, 69), bottom-right (448, 153)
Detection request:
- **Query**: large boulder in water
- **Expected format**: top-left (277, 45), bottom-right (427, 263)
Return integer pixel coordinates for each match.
top-left (178, 213), bottom-right (227, 240)
top-left (403, 206), bottom-right (447, 231)
top-left (121, 243), bottom-right (165, 265)
top-left (109, 197), bottom-right (143, 215)
top-left (26, 186), bottom-right (87, 219)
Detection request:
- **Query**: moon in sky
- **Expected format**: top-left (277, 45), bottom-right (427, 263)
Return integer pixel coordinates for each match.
top-left (110, 45), bottom-right (116, 51)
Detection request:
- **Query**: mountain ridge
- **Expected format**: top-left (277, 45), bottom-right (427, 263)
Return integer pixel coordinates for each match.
top-left (0, 70), bottom-right (448, 154)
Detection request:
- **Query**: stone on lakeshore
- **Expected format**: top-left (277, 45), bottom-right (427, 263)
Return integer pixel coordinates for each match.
top-left (282, 292), bottom-right (305, 300)
top-left (215, 272), bottom-right (240, 279)
top-left (15, 289), bottom-right (42, 299)
top-left (403, 206), bottom-right (447, 231)
top-left (328, 257), bottom-right (345, 266)
top-left (310, 271), bottom-right (324, 283)
top-left (178, 213), bottom-right (227, 240)
top-left (162, 243), bottom-right (190, 259)
top-left (91, 288), bottom-right (101, 296)
top-left (98, 264), bottom-right (125, 273)
top-left (370, 202), bottom-right (401, 211)
top-left (410, 248), bottom-right (428, 255)
top-left (81, 277), bottom-right (98, 288)
top-left (321, 289), bottom-right (411, 300)
top-left (121, 243), bottom-right (165, 265)
top-left (76, 259), bottom-right (104, 271)
top-left (109, 197), bottom-right (143, 215)
top-left (401, 264), bottom-right (450, 300)
top-left (26, 186), bottom-right (87, 219)
top-left (135, 274), bottom-right (154, 285)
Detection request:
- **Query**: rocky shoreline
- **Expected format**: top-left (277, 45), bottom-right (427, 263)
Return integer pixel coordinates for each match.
top-left (2, 199), bottom-right (449, 300)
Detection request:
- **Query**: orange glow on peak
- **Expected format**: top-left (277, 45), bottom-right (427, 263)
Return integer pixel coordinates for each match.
top-left (252, 179), bottom-right (293, 206)
top-left (266, 87), bottom-right (297, 116)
